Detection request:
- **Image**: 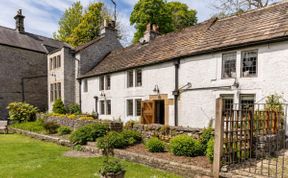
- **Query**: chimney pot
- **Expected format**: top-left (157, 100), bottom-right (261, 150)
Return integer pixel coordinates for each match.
top-left (140, 23), bottom-right (160, 44)
top-left (14, 9), bottom-right (25, 33)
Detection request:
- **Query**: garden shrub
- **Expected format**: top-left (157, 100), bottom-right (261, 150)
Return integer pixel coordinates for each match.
top-left (79, 116), bottom-right (94, 121)
top-left (206, 138), bottom-right (214, 163)
top-left (7, 102), bottom-right (39, 122)
top-left (67, 114), bottom-right (77, 120)
top-left (70, 123), bottom-right (109, 145)
top-left (170, 134), bottom-right (202, 157)
top-left (11, 119), bottom-right (44, 133)
top-left (52, 99), bottom-right (66, 114)
top-left (121, 130), bottom-right (142, 145)
top-left (145, 137), bottom-right (165, 153)
top-left (57, 126), bottom-right (72, 135)
top-left (199, 127), bottom-right (214, 154)
top-left (97, 131), bottom-right (127, 149)
top-left (124, 120), bottom-right (138, 129)
top-left (66, 103), bottom-right (81, 114)
top-left (43, 121), bottom-right (60, 134)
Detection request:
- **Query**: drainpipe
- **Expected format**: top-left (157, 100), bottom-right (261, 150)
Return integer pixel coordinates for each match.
top-left (94, 96), bottom-right (99, 118)
top-left (79, 80), bottom-right (82, 112)
top-left (173, 59), bottom-right (180, 126)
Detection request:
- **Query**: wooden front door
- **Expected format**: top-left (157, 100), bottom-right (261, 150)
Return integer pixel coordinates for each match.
top-left (141, 100), bottom-right (155, 124)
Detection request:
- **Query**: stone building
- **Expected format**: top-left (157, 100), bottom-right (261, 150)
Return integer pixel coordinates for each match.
top-left (0, 10), bottom-right (69, 119)
top-left (78, 2), bottom-right (288, 128)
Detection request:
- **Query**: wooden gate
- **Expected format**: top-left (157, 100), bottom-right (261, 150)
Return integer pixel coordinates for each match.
top-left (141, 100), bottom-right (155, 124)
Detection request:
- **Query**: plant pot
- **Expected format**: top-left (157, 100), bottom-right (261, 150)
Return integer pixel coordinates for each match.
top-left (100, 170), bottom-right (126, 178)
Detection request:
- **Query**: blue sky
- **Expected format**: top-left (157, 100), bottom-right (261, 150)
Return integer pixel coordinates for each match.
top-left (0, 0), bottom-right (217, 44)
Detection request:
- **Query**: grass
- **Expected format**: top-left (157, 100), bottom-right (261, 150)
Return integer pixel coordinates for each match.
top-left (10, 120), bottom-right (45, 133)
top-left (0, 134), bottom-right (181, 178)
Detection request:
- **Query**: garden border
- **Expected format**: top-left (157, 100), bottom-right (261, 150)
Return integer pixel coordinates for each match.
top-left (9, 128), bottom-right (213, 178)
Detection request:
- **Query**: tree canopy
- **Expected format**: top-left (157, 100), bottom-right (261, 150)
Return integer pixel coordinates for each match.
top-left (54, 2), bottom-right (110, 47)
top-left (130, 0), bottom-right (197, 43)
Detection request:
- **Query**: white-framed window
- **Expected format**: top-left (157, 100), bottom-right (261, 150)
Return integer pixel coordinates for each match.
top-left (106, 100), bottom-right (111, 115)
top-left (135, 99), bottom-right (142, 116)
top-left (222, 52), bottom-right (236, 78)
top-left (241, 50), bottom-right (258, 77)
top-left (127, 71), bottom-right (134, 88)
top-left (105, 75), bottom-right (111, 90)
top-left (127, 99), bottom-right (133, 116)
top-left (83, 79), bottom-right (88, 93)
top-left (100, 100), bottom-right (105, 115)
top-left (99, 76), bottom-right (104, 91)
top-left (240, 94), bottom-right (255, 110)
top-left (135, 69), bottom-right (142, 87)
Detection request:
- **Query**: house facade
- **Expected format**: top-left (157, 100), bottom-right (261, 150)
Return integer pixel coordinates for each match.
top-left (0, 10), bottom-right (69, 119)
top-left (78, 2), bottom-right (288, 128)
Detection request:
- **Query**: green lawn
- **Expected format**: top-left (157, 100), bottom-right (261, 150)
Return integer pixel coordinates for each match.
top-left (0, 134), bottom-right (181, 178)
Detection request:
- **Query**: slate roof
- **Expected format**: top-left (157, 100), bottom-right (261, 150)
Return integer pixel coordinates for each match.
top-left (0, 26), bottom-right (70, 53)
top-left (82, 1), bottom-right (288, 78)
top-left (75, 36), bottom-right (104, 52)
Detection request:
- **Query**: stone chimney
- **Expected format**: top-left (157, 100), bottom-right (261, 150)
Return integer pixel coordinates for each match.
top-left (100, 19), bottom-right (117, 37)
top-left (140, 23), bottom-right (160, 44)
top-left (14, 9), bottom-right (25, 33)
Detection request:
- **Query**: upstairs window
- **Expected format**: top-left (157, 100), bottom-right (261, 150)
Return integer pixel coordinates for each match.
top-left (53, 56), bottom-right (57, 69)
top-left (99, 76), bottom-right (104, 91)
top-left (135, 69), bottom-right (142, 87)
top-left (222, 52), bottom-right (236, 78)
top-left (83, 79), bottom-right (88, 93)
top-left (127, 71), bottom-right (134, 88)
top-left (127, 99), bottom-right (133, 116)
top-left (49, 58), bottom-right (53, 70)
top-left (50, 55), bottom-right (61, 70)
top-left (56, 55), bottom-right (61, 68)
top-left (241, 50), bottom-right (257, 77)
top-left (105, 75), bottom-right (111, 90)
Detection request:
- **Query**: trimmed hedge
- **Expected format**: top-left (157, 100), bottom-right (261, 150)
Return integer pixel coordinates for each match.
top-left (169, 134), bottom-right (202, 157)
top-left (145, 137), bottom-right (165, 153)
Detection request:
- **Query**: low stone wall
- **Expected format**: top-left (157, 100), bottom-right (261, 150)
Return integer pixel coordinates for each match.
top-left (37, 113), bottom-right (123, 131)
top-left (131, 124), bottom-right (205, 141)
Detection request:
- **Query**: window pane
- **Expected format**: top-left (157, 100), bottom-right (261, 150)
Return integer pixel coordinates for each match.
top-left (136, 69), bottom-right (142, 87)
top-left (242, 50), bottom-right (257, 77)
top-left (57, 55), bottom-right (61, 68)
top-left (100, 101), bottom-right (105, 115)
top-left (50, 84), bottom-right (54, 102)
top-left (127, 71), bottom-right (133, 88)
top-left (106, 75), bottom-right (111, 90)
top-left (222, 95), bottom-right (234, 112)
top-left (49, 58), bottom-right (52, 70)
top-left (99, 76), bottom-right (104, 91)
top-left (58, 83), bottom-right (61, 99)
top-left (53, 57), bottom-right (57, 69)
top-left (222, 52), bottom-right (236, 78)
top-left (106, 100), bottom-right (111, 115)
top-left (240, 95), bottom-right (255, 110)
top-left (135, 99), bottom-right (142, 116)
top-left (127, 100), bottom-right (133, 116)
top-left (83, 79), bottom-right (88, 92)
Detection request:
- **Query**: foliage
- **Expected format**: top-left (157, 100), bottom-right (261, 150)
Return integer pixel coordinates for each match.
top-left (124, 119), bottom-right (139, 129)
top-left (265, 94), bottom-right (284, 112)
top-left (68, 2), bottom-right (104, 47)
top-left (0, 135), bottom-right (180, 178)
top-left (57, 126), bottom-right (72, 135)
top-left (100, 160), bottom-right (124, 175)
top-left (199, 127), bottom-right (214, 154)
top-left (43, 121), bottom-right (60, 134)
top-left (121, 130), bottom-right (142, 145)
top-left (130, 0), bottom-right (197, 43)
top-left (169, 134), bottom-right (202, 157)
top-left (67, 114), bottom-right (77, 120)
top-left (145, 137), bottom-right (165, 153)
top-left (52, 99), bottom-right (66, 114)
top-left (66, 103), bottom-right (81, 115)
top-left (11, 119), bottom-right (44, 133)
top-left (206, 138), bottom-right (214, 163)
top-left (97, 131), bottom-right (127, 149)
top-left (7, 102), bottom-right (39, 122)
top-left (79, 116), bottom-right (94, 121)
top-left (213, 0), bottom-right (279, 16)
top-left (53, 1), bottom-right (83, 43)
top-left (70, 123), bottom-right (109, 145)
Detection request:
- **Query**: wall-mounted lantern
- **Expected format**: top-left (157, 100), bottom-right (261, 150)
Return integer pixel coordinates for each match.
top-left (153, 85), bottom-right (160, 95)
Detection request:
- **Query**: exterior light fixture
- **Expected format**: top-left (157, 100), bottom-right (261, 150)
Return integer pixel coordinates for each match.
top-left (153, 85), bottom-right (160, 94)
top-left (232, 79), bottom-right (240, 88)
top-left (100, 92), bottom-right (106, 98)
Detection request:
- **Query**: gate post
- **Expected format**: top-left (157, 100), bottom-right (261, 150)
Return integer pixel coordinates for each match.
top-left (213, 98), bottom-right (224, 178)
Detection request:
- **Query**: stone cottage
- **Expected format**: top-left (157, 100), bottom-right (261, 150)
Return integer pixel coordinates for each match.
top-left (0, 10), bottom-right (69, 119)
top-left (77, 2), bottom-right (288, 128)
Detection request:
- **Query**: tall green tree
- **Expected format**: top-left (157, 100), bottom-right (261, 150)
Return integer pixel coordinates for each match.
top-left (167, 2), bottom-right (197, 31)
top-left (67, 2), bottom-right (104, 47)
top-left (53, 1), bottom-right (83, 43)
top-left (130, 0), bottom-right (197, 43)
